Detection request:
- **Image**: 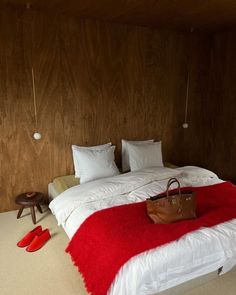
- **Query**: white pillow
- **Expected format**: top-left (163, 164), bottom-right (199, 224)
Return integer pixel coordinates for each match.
top-left (127, 141), bottom-right (163, 171)
top-left (121, 139), bottom-right (154, 172)
top-left (73, 146), bottom-right (120, 184)
top-left (72, 143), bottom-right (112, 178)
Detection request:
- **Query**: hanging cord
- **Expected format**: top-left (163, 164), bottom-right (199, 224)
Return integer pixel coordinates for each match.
top-left (184, 72), bottom-right (190, 124)
top-left (28, 4), bottom-right (38, 131)
top-left (31, 67), bottom-right (38, 131)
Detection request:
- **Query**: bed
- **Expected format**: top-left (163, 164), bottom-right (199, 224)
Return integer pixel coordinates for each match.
top-left (49, 165), bottom-right (236, 295)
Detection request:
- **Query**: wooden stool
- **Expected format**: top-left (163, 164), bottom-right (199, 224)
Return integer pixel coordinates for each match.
top-left (15, 192), bottom-right (45, 224)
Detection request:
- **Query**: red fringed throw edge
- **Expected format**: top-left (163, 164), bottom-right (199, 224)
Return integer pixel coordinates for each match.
top-left (66, 182), bottom-right (236, 295)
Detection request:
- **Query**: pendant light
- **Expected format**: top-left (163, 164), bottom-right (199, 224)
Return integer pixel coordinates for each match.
top-left (27, 3), bottom-right (42, 140)
top-left (182, 27), bottom-right (194, 129)
top-left (182, 72), bottom-right (190, 129)
top-left (31, 67), bottom-right (42, 140)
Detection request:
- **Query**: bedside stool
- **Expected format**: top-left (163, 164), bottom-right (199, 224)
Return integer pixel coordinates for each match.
top-left (15, 192), bottom-right (45, 224)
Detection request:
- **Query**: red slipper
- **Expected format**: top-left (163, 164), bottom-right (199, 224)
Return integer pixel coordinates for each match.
top-left (26, 229), bottom-right (51, 252)
top-left (17, 226), bottom-right (42, 247)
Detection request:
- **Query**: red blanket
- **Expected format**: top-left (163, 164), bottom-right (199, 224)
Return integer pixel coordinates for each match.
top-left (66, 182), bottom-right (236, 295)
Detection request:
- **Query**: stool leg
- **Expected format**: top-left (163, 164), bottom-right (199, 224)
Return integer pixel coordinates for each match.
top-left (30, 206), bottom-right (36, 224)
top-left (36, 204), bottom-right (43, 214)
top-left (17, 206), bottom-right (24, 219)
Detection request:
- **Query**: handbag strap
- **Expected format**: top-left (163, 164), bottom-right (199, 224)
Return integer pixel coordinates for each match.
top-left (166, 178), bottom-right (181, 201)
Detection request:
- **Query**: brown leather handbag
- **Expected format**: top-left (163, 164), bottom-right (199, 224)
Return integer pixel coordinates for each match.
top-left (146, 178), bottom-right (196, 224)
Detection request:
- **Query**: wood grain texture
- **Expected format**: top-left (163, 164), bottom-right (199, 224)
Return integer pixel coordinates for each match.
top-left (198, 33), bottom-right (236, 182)
top-left (171, 32), bottom-right (236, 184)
top-left (1, 0), bottom-right (236, 30)
top-left (2, 7), bottom-right (234, 213)
top-left (0, 7), bottom-right (208, 212)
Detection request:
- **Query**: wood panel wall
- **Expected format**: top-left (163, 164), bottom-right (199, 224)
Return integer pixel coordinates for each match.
top-left (0, 7), bottom-right (212, 212)
top-left (175, 32), bottom-right (236, 183)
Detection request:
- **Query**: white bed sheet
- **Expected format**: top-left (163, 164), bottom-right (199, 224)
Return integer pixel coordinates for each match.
top-left (49, 166), bottom-right (236, 295)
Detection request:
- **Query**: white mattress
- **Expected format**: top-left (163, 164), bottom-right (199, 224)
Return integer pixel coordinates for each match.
top-left (49, 166), bottom-right (236, 295)
top-left (48, 175), bottom-right (79, 200)
top-left (48, 182), bottom-right (59, 200)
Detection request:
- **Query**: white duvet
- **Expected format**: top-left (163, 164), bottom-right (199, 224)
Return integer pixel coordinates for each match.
top-left (49, 166), bottom-right (236, 295)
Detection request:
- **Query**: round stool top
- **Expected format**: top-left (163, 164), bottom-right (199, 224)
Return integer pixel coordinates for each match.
top-left (15, 192), bottom-right (45, 206)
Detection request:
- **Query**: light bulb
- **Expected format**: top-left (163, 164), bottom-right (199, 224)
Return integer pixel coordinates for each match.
top-left (182, 123), bottom-right (189, 129)
top-left (33, 132), bottom-right (42, 140)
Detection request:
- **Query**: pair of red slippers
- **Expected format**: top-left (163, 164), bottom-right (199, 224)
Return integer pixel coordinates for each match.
top-left (17, 225), bottom-right (51, 252)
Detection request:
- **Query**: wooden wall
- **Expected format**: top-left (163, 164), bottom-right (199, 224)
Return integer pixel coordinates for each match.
top-left (0, 7), bottom-right (216, 212)
top-left (175, 32), bottom-right (236, 183)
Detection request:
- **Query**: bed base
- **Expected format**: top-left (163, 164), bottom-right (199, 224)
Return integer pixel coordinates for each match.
top-left (157, 266), bottom-right (236, 295)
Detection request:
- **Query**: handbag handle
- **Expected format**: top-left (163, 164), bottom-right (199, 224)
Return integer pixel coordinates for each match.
top-left (166, 178), bottom-right (181, 201)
